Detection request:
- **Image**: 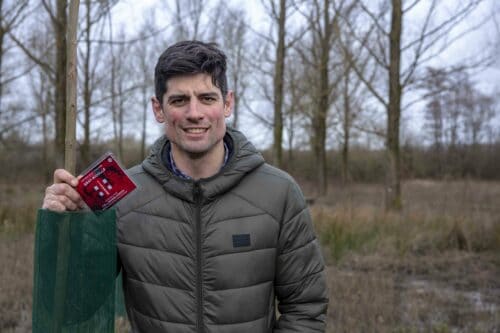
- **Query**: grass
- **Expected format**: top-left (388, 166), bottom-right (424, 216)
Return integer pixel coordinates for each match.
top-left (313, 179), bottom-right (500, 263)
top-left (315, 207), bottom-right (500, 262)
top-left (0, 234), bottom-right (33, 332)
top-left (324, 250), bottom-right (500, 332)
top-left (1, 179), bottom-right (500, 332)
top-left (310, 180), bottom-right (500, 332)
top-left (0, 183), bottom-right (43, 236)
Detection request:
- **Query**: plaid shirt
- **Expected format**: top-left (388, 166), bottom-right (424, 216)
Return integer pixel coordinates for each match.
top-left (164, 140), bottom-right (231, 180)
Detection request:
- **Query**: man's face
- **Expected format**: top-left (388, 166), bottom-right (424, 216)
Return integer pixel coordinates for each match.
top-left (152, 73), bottom-right (233, 158)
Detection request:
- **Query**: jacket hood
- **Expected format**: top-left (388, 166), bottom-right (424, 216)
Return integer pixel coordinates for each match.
top-left (141, 127), bottom-right (265, 203)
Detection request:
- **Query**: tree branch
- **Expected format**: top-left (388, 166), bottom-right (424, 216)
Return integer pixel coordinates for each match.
top-left (358, 0), bottom-right (389, 36)
top-left (7, 32), bottom-right (55, 77)
top-left (401, 0), bottom-right (481, 52)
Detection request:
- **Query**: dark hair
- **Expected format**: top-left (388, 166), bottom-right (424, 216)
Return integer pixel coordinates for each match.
top-left (154, 40), bottom-right (228, 104)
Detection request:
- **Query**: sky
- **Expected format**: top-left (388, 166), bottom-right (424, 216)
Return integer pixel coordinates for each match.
top-left (107, 0), bottom-right (273, 147)
top-left (106, 0), bottom-right (499, 148)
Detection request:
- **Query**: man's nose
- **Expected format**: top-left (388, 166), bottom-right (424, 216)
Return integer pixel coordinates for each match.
top-left (186, 99), bottom-right (203, 119)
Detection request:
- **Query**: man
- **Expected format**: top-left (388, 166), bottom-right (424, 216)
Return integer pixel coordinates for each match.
top-left (43, 40), bottom-right (328, 333)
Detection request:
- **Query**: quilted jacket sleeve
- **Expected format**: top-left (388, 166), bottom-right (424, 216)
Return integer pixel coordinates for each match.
top-left (274, 181), bottom-right (329, 332)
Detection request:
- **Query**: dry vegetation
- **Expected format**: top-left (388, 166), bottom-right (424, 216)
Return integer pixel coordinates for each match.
top-left (0, 183), bottom-right (42, 333)
top-left (1, 180), bottom-right (500, 332)
top-left (0, 234), bottom-right (33, 332)
top-left (312, 180), bottom-right (500, 332)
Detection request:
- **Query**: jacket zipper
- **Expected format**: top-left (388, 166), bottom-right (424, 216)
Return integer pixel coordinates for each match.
top-left (193, 182), bottom-right (204, 333)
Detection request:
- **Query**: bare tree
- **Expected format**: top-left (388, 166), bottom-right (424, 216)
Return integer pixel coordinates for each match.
top-left (8, 0), bottom-right (121, 166)
top-left (311, 0), bottom-right (337, 195)
top-left (339, 0), bottom-right (485, 210)
top-left (80, 0), bottom-right (117, 164)
top-left (167, 0), bottom-right (208, 41)
top-left (338, 62), bottom-right (369, 184)
top-left (0, 0), bottom-right (29, 109)
top-left (445, 70), bottom-right (470, 149)
top-left (9, 0), bottom-right (69, 166)
top-left (386, 0), bottom-right (402, 210)
top-left (0, 0), bottom-right (31, 143)
top-left (283, 52), bottom-right (308, 170)
top-left (422, 67), bottom-right (447, 149)
top-left (106, 27), bottom-right (144, 161)
top-left (259, 0), bottom-right (289, 168)
top-left (131, 20), bottom-right (156, 159)
top-left (467, 93), bottom-right (496, 145)
top-left (210, 3), bottom-right (250, 130)
top-left (421, 67), bottom-right (447, 176)
top-left (108, 28), bottom-right (123, 160)
top-left (10, 0), bottom-right (69, 166)
top-left (80, 0), bottom-right (93, 164)
top-left (53, 0), bottom-right (68, 167)
top-left (258, 0), bottom-right (309, 168)
top-left (292, 0), bottom-right (356, 195)
top-left (30, 66), bottom-right (54, 181)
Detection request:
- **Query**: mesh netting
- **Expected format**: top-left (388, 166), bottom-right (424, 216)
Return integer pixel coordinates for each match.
top-left (33, 209), bottom-right (117, 333)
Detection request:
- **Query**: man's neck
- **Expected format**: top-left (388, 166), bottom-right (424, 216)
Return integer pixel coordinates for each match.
top-left (171, 142), bottom-right (225, 180)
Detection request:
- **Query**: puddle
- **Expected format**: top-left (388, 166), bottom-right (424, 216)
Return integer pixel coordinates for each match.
top-left (401, 277), bottom-right (500, 332)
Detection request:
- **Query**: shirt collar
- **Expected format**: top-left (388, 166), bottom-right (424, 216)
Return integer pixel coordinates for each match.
top-left (164, 139), bottom-right (231, 180)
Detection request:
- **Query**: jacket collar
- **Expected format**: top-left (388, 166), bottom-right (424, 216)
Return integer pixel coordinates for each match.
top-left (142, 127), bottom-right (265, 203)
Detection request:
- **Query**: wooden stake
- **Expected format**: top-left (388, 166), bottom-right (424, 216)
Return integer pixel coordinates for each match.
top-left (52, 1), bottom-right (79, 332)
top-left (65, 0), bottom-right (80, 174)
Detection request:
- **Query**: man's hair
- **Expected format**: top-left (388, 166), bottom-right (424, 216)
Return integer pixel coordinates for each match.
top-left (154, 40), bottom-right (228, 104)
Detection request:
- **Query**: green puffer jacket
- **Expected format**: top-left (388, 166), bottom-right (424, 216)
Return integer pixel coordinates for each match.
top-left (116, 127), bottom-right (328, 333)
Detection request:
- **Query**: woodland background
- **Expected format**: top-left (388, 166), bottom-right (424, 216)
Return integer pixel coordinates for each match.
top-left (1, 0), bottom-right (500, 332)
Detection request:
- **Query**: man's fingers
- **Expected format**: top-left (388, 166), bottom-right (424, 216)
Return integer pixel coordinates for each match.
top-left (43, 193), bottom-right (80, 211)
top-left (46, 183), bottom-right (79, 199)
top-left (42, 194), bottom-right (73, 211)
top-left (53, 168), bottom-right (79, 187)
top-left (44, 183), bottom-right (83, 211)
top-left (42, 198), bottom-right (66, 212)
top-left (43, 169), bottom-right (84, 212)
top-left (57, 194), bottom-right (80, 211)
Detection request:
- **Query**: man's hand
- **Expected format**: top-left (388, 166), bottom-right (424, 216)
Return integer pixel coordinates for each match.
top-left (42, 169), bottom-right (85, 212)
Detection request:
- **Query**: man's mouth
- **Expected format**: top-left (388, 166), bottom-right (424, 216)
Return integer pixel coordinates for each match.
top-left (184, 128), bottom-right (207, 134)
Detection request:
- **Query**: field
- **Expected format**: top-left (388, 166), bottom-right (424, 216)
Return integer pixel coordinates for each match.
top-left (314, 180), bottom-right (500, 332)
top-left (1, 180), bottom-right (499, 332)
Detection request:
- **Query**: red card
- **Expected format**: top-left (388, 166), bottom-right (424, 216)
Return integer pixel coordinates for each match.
top-left (76, 153), bottom-right (136, 211)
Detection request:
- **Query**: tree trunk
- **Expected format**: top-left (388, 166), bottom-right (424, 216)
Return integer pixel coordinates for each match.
top-left (272, 0), bottom-right (286, 168)
top-left (315, 79), bottom-right (328, 195)
top-left (386, 0), bottom-right (402, 210)
top-left (54, 0), bottom-right (68, 167)
top-left (42, 97), bottom-right (51, 183)
top-left (287, 107), bottom-right (295, 171)
top-left (117, 80), bottom-right (124, 161)
top-left (313, 0), bottom-right (332, 196)
top-left (341, 66), bottom-right (351, 184)
top-left (81, 0), bottom-right (91, 165)
top-left (312, 113), bottom-right (327, 195)
top-left (232, 70), bottom-right (239, 129)
top-left (110, 38), bottom-right (118, 159)
top-left (141, 82), bottom-right (147, 160)
top-left (0, 0), bottom-right (4, 112)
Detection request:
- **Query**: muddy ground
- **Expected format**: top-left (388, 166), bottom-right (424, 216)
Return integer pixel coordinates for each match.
top-left (1, 234), bottom-right (499, 332)
top-left (327, 251), bottom-right (500, 332)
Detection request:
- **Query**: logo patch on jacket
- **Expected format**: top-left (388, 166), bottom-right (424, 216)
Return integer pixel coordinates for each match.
top-left (232, 234), bottom-right (251, 248)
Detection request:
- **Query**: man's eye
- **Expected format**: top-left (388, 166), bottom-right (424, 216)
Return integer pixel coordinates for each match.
top-left (170, 98), bottom-right (186, 106)
top-left (202, 96), bottom-right (216, 103)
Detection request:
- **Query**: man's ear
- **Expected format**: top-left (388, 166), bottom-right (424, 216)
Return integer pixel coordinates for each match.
top-left (152, 96), bottom-right (165, 123)
top-left (224, 91), bottom-right (234, 118)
